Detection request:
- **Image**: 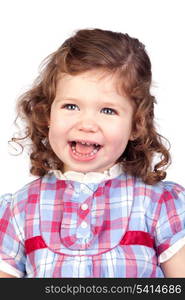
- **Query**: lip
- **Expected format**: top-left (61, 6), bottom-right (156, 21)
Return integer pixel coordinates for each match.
top-left (68, 141), bottom-right (102, 162)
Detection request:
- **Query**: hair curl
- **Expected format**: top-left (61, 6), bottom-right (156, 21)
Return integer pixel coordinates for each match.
top-left (13, 28), bottom-right (171, 184)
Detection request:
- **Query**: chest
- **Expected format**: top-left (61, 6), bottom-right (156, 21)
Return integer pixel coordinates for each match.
top-left (23, 179), bottom-right (163, 277)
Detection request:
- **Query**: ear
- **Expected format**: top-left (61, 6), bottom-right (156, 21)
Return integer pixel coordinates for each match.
top-left (129, 116), bottom-right (146, 141)
top-left (129, 130), bottom-right (138, 141)
top-left (129, 134), bottom-right (135, 141)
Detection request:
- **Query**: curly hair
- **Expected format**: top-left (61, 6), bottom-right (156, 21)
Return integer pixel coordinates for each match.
top-left (13, 28), bottom-right (171, 184)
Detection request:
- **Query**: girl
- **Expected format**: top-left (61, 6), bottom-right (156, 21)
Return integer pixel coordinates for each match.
top-left (0, 28), bottom-right (185, 278)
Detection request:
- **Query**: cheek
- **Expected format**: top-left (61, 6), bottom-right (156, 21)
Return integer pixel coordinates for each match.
top-left (106, 121), bottom-right (132, 145)
top-left (108, 134), bottom-right (128, 151)
top-left (49, 114), bottom-right (69, 135)
top-left (105, 128), bottom-right (132, 159)
top-left (48, 119), bottom-right (64, 146)
top-left (48, 128), bottom-right (57, 150)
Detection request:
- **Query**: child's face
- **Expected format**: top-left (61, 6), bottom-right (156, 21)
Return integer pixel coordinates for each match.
top-left (49, 70), bottom-right (134, 173)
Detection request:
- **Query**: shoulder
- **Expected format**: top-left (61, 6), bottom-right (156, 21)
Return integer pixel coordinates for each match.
top-left (151, 180), bottom-right (185, 217)
top-left (157, 180), bottom-right (185, 222)
top-left (0, 177), bottom-right (43, 212)
top-left (134, 177), bottom-right (185, 204)
top-left (160, 181), bottom-right (185, 201)
top-left (132, 177), bottom-right (185, 225)
top-left (133, 176), bottom-right (164, 208)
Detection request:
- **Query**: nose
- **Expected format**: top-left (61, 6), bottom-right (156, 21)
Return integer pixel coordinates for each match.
top-left (77, 115), bottom-right (99, 133)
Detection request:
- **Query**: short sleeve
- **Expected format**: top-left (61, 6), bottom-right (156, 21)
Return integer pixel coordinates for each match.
top-left (0, 193), bottom-right (26, 277)
top-left (154, 182), bottom-right (185, 263)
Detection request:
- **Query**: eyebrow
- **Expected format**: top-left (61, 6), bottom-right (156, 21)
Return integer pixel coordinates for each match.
top-left (54, 97), bottom-right (80, 104)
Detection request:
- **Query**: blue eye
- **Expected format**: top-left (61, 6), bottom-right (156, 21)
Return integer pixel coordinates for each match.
top-left (62, 104), bottom-right (79, 110)
top-left (101, 107), bottom-right (117, 115)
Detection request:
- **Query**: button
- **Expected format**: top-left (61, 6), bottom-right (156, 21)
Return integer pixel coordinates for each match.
top-left (81, 221), bottom-right (88, 229)
top-left (81, 203), bottom-right (88, 211)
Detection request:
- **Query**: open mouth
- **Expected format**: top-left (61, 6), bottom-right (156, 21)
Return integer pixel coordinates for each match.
top-left (69, 140), bottom-right (102, 158)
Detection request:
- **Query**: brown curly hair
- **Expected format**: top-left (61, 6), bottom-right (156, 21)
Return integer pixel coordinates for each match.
top-left (13, 28), bottom-right (171, 185)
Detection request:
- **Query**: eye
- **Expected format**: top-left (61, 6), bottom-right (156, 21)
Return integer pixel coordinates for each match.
top-left (61, 104), bottom-right (79, 110)
top-left (101, 107), bottom-right (117, 115)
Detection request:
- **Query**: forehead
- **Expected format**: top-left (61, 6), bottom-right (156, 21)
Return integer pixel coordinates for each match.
top-left (56, 70), bottom-right (125, 97)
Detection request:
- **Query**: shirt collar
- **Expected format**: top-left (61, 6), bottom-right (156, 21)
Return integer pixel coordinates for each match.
top-left (52, 163), bottom-right (123, 184)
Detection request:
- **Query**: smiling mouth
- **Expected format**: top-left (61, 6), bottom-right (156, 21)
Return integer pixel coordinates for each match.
top-left (69, 140), bottom-right (102, 157)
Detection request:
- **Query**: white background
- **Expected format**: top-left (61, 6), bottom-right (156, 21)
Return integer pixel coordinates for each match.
top-left (0, 0), bottom-right (184, 194)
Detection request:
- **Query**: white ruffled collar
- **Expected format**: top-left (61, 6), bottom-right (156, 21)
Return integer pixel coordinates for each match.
top-left (53, 163), bottom-right (123, 184)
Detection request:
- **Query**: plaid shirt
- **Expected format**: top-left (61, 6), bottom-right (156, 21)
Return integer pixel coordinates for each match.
top-left (0, 166), bottom-right (185, 277)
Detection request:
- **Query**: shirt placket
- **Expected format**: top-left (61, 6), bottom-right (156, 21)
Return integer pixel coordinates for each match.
top-left (75, 183), bottom-right (94, 248)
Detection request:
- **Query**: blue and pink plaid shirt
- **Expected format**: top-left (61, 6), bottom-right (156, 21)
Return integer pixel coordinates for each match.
top-left (0, 164), bottom-right (185, 277)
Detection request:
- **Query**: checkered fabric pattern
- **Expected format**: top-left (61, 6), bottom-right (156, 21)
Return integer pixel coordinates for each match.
top-left (0, 171), bottom-right (185, 277)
